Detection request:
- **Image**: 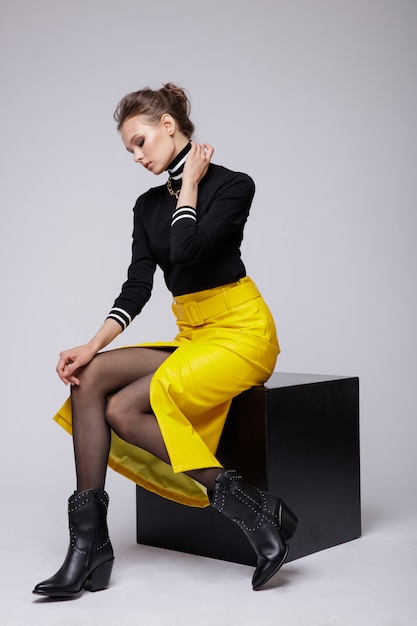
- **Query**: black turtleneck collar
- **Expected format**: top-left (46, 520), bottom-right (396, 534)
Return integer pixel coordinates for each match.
top-left (167, 141), bottom-right (192, 182)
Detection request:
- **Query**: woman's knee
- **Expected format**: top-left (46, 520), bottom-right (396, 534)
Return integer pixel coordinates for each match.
top-left (105, 389), bottom-right (150, 439)
top-left (105, 394), bottom-right (138, 438)
top-left (105, 395), bottom-right (122, 432)
top-left (73, 356), bottom-right (101, 389)
top-left (71, 355), bottom-right (107, 396)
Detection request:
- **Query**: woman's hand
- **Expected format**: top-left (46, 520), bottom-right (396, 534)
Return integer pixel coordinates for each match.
top-left (55, 319), bottom-right (123, 386)
top-left (182, 141), bottom-right (214, 186)
top-left (56, 343), bottom-right (97, 386)
top-left (177, 141), bottom-right (214, 209)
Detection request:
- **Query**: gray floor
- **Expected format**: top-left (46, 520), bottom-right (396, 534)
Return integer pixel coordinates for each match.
top-left (1, 475), bottom-right (416, 626)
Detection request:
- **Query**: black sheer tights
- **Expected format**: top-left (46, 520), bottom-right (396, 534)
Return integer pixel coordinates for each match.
top-left (70, 347), bottom-right (222, 493)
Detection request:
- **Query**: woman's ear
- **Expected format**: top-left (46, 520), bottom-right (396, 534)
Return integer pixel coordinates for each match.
top-left (161, 113), bottom-right (176, 136)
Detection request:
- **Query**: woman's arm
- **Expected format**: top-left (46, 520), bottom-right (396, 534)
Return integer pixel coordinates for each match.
top-left (57, 194), bottom-right (158, 386)
top-left (56, 318), bottom-right (122, 386)
top-left (170, 145), bottom-right (255, 266)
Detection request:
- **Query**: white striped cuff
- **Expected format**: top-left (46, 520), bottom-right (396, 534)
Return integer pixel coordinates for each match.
top-left (106, 307), bottom-right (132, 330)
top-left (171, 206), bottom-right (197, 227)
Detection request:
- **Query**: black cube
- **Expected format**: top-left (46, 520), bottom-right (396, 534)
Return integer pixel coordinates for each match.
top-left (136, 372), bottom-right (361, 564)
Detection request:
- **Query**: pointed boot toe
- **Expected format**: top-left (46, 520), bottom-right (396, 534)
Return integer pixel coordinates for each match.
top-left (251, 526), bottom-right (289, 590)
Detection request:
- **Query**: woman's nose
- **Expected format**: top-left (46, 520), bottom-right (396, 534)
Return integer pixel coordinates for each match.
top-left (133, 151), bottom-right (143, 163)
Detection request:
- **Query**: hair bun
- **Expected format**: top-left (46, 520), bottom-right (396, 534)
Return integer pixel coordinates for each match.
top-left (159, 83), bottom-right (191, 116)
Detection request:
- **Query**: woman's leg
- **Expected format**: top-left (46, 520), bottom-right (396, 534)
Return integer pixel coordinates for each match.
top-left (33, 347), bottom-right (175, 598)
top-left (104, 374), bottom-right (222, 490)
top-left (70, 347), bottom-right (173, 492)
top-left (103, 355), bottom-right (298, 591)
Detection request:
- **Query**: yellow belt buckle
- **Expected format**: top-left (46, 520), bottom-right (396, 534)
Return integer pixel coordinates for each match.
top-left (183, 301), bottom-right (205, 326)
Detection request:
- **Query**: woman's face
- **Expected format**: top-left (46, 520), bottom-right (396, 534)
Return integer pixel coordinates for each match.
top-left (121, 114), bottom-right (178, 175)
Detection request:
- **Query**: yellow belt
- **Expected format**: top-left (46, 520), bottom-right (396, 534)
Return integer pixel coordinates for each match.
top-left (172, 280), bottom-right (260, 326)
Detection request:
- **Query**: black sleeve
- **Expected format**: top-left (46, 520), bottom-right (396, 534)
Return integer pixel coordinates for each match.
top-left (169, 172), bottom-right (255, 266)
top-left (107, 201), bottom-right (156, 329)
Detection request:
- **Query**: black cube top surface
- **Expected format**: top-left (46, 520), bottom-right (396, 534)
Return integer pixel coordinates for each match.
top-left (266, 372), bottom-right (357, 388)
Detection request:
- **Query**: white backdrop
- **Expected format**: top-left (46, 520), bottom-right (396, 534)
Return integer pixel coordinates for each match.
top-left (1, 0), bottom-right (416, 523)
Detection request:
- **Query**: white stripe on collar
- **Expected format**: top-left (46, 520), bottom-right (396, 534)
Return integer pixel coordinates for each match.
top-left (168, 151), bottom-right (189, 177)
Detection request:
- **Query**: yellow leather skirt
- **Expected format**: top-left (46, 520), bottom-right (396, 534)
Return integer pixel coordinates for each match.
top-left (53, 277), bottom-right (279, 507)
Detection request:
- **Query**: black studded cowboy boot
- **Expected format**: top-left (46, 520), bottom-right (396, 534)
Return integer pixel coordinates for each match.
top-left (210, 470), bottom-right (298, 590)
top-left (33, 489), bottom-right (114, 597)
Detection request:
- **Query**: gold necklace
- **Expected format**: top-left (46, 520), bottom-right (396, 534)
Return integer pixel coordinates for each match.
top-left (166, 177), bottom-right (181, 199)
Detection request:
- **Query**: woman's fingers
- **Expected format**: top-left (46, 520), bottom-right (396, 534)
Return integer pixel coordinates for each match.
top-left (190, 141), bottom-right (214, 160)
top-left (56, 346), bottom-right (93, 385)
top-left (62, 360), bottom-right (81, 386)
top-left (203, 143), bottom-right (214, 160)
top-left (56, 355), bottom-right (76, 385)
top-left (184, 141), bottom-right (214, 183)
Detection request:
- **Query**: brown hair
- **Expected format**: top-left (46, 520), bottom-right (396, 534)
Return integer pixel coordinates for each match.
top-left (113, 82), bottom-right (195, 138)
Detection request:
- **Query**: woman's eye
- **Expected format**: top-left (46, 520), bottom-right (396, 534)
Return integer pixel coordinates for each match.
top-left (137, 139), bottom-right (144, 148)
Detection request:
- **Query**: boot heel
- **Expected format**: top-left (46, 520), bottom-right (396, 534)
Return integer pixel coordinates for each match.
top-left (84, 558), bottom-right (114, 592)
top-left (279, 501), bottom-right (298, 540)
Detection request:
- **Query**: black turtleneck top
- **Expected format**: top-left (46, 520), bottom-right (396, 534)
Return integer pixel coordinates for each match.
top-left (107, 143), bottom-right (255, 330)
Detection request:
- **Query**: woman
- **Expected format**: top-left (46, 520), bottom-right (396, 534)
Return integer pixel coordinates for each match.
top-left (33, 83), bottom-right (298, 597)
